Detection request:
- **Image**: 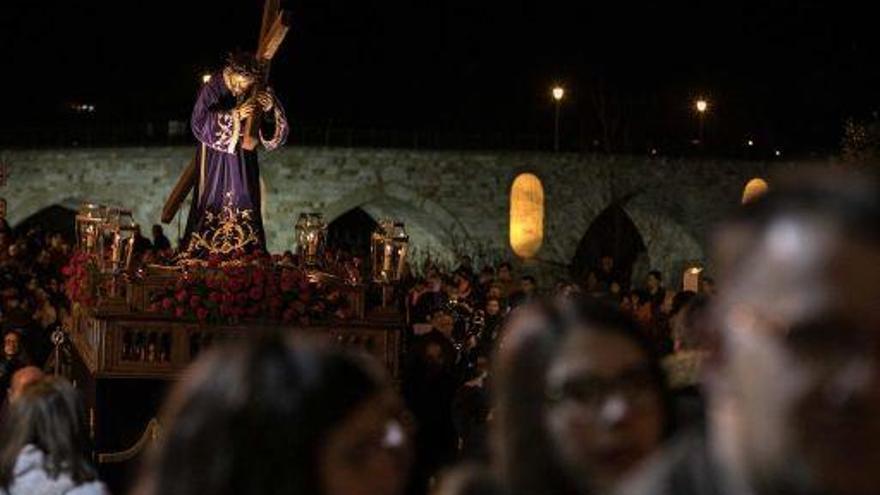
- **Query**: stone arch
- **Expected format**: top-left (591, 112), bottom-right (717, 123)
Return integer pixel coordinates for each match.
top-left (327, 207), bottom-right (378, 258)
top-left (7, 196), bottom-right (82, 231)
top-left (318, 184), bottom-right (468, 267)
top-left (571, 203), bottom-right (648, 287)
top-left (12, 202), bottom-right (79, 241)
top-left (623, 206), bottom-right (704, 288)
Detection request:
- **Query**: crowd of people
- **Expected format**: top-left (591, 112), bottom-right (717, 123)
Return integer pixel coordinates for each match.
top-left (397, 253), bottom-right (713, 494)
top-left (0, 221), bottom-right (72, 396)
top-left (2, 170), bottom-right (880, 495)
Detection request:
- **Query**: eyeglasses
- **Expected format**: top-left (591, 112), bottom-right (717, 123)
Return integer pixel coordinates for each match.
top-left (546, 365), bottom-right (659, 409)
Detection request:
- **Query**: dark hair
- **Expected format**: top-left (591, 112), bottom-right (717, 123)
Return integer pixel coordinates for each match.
top-left (520, 275), bottom-right (536, 284)
top-left (648, 270), bottom-right (663, 281)
top-left (225, 50), bottom-right (264, 79)
top-left (497, 262), bottom-right (512, 271)
top-left (0, 377), bottom-right (97, 488)
top-left (134, 335), bottom-right (387, 495)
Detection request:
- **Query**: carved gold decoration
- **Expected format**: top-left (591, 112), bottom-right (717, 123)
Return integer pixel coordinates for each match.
top-left (182, 199), bottom-right (260, 259)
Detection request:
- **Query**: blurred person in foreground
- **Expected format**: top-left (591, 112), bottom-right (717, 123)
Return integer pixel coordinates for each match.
top-left (0, 377), bottom-right (107, 495)
top-left (474, 299), bottom-right (672, 495)
top-left (134, 335), bottom-right (411, 495)
top-left (620, 171), bottom-right (880, 495)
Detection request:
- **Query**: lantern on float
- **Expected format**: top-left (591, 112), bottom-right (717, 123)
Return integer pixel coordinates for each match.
top-left (294, 213), bottom-right (327, 267)
top-left (107, 208), bottom-right (139, 273)
top-left (96, 207), bottom-right (139, 274)
top-left (75, 203), bottom-right (108, 256)
top-left (509, 173), bottom-right (544, 258)
top-left (371, 220), bottom-right (409, 284)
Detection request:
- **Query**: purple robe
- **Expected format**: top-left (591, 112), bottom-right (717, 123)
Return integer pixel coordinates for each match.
top-left (180, 72), bottom-right (288, 259)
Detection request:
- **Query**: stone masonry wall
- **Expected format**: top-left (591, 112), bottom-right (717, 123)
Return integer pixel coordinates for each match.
top-left (2, 146), bottom-right (816, 286)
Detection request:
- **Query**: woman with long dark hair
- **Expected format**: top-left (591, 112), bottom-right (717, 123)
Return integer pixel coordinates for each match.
top-left (133, 335), bottom-right (411, 495)
top-left (0, 377), bottom-right (107, 495)
top-left (483, 297), bottom-right (673, 495)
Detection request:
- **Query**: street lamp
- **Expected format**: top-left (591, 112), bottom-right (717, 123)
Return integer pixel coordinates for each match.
top-left (552, 86), bottom-right (565, 152)
top-left (695, 98), bottom-right (708, 143)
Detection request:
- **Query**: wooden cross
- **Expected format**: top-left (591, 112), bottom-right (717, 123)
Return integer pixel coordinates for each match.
top-left (242, 0), bottom-right (291, 150)
top-left (161, 0), bottom-right (291, 224)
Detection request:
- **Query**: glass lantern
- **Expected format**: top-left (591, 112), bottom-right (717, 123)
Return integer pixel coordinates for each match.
top-left (294, 213), bottom-right (327, 267)
top-left (75, 203), bottom-right (107, 256)
top-left (99, 207), bottom-right (138, 273)
top-left (371, 220), bottom-right (409, 284)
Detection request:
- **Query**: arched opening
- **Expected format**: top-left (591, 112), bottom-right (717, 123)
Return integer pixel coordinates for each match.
top-left (327, 207), bottom-right (378, 259)
top-left (13, 204), bottom-right (77, 242)
top-left (571, 204), bottom-right (647, 289)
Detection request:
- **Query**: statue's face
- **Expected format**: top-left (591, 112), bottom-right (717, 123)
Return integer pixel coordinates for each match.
top-left (227, 71), bottom-right (255, 97)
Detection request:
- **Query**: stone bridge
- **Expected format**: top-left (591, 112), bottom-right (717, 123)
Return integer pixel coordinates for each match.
top-left (2, 146), bottom-right (793, 284)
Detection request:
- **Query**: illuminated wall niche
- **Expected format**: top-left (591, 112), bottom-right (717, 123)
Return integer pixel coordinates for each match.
top-left (509, 173), bottom-right (544, 258)
top-left (742, 178), bottom-right (769, 204)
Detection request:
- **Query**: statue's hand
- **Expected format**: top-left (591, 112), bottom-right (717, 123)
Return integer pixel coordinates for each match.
top-left (236, 101), bottom-right (256, 120)
top-left (256, 91), bottom-right (274, 112)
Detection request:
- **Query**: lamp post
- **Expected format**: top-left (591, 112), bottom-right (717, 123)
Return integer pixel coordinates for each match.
top-left (552, 86), bottom-right (565, 152)
top-left (695, 98), bottom-right (708, 144)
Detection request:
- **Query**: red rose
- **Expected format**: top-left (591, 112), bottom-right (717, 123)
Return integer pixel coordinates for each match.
top-left (190, 295), bottom-right (202, 308)
top-left (209, 292), bottom-right (223, 303)
top-left (174, 307), bottom-right (186, 318)
top-left (162, 298), bottom-right (174, 310)
top-left (196, 308), bottom-right (209, 321)
top-left (175, 290), bottom-right (188, 303)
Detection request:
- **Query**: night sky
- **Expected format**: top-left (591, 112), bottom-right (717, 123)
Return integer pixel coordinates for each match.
top-left (3, 1), bottom-right (879, 156)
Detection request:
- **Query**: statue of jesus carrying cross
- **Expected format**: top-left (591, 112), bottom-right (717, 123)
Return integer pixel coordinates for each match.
top-left (163, 0), bottom-right (291, 261)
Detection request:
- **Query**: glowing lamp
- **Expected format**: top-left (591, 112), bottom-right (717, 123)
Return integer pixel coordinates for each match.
top-left (742, 178), bottom-right (769, 205)
top-left (509, 173), bottom-right (544, 258)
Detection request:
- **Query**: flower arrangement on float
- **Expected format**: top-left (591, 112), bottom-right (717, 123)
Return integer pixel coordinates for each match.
top-left (62, 249), bottom-right (360, 325)
top-left (61, 250), bottom-right (102, 309)
top-left (146, 252), bottom-right (349, 324)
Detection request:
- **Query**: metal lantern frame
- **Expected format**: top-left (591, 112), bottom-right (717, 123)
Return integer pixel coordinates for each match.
top-left (75, 203), bottom-right (108, 257)
top-left (371, 220), bottom-right (409, 284)
top-left (295, 212), bottom-right (327, 267)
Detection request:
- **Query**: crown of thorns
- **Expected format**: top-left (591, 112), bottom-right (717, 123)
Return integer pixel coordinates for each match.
top-left (225, 51), bottom-right (265, 79)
